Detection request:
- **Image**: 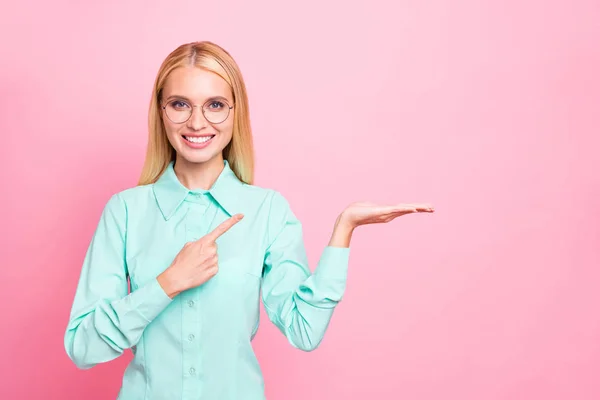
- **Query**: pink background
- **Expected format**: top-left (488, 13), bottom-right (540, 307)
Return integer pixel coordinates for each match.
top-left (1, 0), bottom-right (599, 399)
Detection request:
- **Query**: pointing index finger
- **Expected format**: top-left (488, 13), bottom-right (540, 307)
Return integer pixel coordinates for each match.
top-left (204, 213), bottom-right (244, 242)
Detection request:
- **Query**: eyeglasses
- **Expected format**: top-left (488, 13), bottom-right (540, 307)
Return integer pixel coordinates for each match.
top-left (161, 98), bottom-right (234, 124)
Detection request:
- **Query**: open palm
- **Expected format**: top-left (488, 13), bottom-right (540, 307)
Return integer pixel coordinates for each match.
top-left (341, 201), bottom-right (434, 228)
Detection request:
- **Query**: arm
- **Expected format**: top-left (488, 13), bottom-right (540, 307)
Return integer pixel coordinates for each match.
top-left (63, 193), bottom-right (172, 369)
top-left (261, 191), bottom-right (351, 352)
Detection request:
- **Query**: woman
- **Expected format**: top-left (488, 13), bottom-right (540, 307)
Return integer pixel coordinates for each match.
top-left (64, 41), bottom-right (434, 399)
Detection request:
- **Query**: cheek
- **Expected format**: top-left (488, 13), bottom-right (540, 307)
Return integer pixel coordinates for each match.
top-left (163, 122), bottom-right (180, 143)
top-left (216, 120), bottom-right (234, 141)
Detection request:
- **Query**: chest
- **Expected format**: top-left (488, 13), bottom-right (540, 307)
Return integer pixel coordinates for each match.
top-left (125, 202), bottom-right (266, 291)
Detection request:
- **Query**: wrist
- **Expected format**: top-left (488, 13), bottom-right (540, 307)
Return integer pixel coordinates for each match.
top-left (328, 213), bottom-right (355, 248)
top-left (336, 211), bottom-right (356, 230)
top-left (157, 268), bottom-right (181, 299)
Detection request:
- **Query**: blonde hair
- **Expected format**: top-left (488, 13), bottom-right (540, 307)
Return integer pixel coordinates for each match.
top-left (138, 41), bottom-right (255, 185)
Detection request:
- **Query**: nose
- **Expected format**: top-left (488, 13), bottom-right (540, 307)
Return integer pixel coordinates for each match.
top-left (187, 105), bottom-right (209, 130)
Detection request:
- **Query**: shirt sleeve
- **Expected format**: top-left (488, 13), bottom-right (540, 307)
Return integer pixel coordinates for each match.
top-left (64, 193), bottom-right (173, 369)
top-left (261, 190), bottom-right (351, 351)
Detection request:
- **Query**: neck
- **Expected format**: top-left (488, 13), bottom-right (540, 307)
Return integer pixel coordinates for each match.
top-left (173, 155), bottom-right (225, 191)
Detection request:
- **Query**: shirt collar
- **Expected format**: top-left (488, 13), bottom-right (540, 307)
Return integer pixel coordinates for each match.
top-left (152, 159), bottom-right (245, 220)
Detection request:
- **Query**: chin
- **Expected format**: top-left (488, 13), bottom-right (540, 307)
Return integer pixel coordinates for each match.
top-left (177, 143), bottom-right (227, 165)
top-left (177, 149), bottom-right (220, 164)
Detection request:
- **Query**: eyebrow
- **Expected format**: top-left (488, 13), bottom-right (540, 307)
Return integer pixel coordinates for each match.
top-left (164, 94), bottom-right (232, 104)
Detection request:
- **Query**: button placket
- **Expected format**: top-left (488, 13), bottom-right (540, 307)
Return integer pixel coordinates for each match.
top-left (185, 200), bottom-right (208, 241)
top-left (182, 289), bottom-right (200, 394)
top-left (181, 200), bottom-right (218, 399)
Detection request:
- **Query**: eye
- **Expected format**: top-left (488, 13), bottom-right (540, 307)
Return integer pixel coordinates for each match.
top-left (170, 100), bottom-right (190, 110)
top-left (207, 101), bottom-right (225, 110)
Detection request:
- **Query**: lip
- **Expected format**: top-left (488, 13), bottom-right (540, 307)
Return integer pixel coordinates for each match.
top-left (182, 133), bottom-right (215, 137)
top-left (182, 134), bottom-right (216, 149)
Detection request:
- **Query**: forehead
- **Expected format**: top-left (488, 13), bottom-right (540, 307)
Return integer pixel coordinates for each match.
top-left (162, 67), bottom-right (232, 101)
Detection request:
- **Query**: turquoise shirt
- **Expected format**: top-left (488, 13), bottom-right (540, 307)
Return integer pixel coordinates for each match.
top-left (64, 160), bottom-right (350, 399)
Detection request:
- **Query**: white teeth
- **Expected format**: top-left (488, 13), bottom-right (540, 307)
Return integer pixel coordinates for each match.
top-left (185, 136), bottom-right (213, 144)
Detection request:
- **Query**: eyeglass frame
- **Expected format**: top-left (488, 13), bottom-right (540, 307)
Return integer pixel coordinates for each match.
top-left (160, 97), bottom-right (235, 125)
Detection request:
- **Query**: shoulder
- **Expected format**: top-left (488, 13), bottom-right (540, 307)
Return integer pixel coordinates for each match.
top-left (116, 184), bottom-right (154, 203)
top-left (243, 185), bottom-right (301, 246)
top-left (242, 184), bottom-right (298, 231)
top-left (227, 180), bottom-right (296, 225)
top-left (235, 182), bottom-right (292, 213)
top-left (101, 184), bottom-right (154, 214)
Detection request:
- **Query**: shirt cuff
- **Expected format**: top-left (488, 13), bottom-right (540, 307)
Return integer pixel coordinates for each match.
top-left (314, 245), bottom-right (351, 280)
top-left (126, 278), bottom-right (173, 322)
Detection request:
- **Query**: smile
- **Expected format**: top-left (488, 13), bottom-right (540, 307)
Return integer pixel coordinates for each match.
top-left (182, 135), bottom-right (216, 149)
top-left (183, 135), bottom-right (215, 143)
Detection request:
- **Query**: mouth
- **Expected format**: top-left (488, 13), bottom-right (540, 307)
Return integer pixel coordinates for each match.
top-left (182, 134), bottom-right (216, 148)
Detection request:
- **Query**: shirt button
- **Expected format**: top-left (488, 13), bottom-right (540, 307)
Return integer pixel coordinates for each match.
top-left (188, 300), bottom-right (194, 307)
top-left (189, 367), bottom-right (196, 375)
top-left (188, 334), bottom-right (195, 341)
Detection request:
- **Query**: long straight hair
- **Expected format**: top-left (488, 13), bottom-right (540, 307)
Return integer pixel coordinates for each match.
top-left (138, 41), bottom-right (254, 185)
